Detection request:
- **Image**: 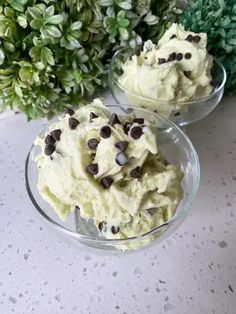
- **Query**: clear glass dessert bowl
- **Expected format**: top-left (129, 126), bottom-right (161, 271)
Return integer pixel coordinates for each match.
top-left (109, 46), bottom-right (226, 127)
top-left (25, 104), bottom-right (200, 252)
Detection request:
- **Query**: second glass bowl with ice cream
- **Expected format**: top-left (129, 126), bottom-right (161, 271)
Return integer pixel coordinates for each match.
top-left (109, 24), bottom-right (226, 127)
top-left (25, 99), bottom-right (200, 252)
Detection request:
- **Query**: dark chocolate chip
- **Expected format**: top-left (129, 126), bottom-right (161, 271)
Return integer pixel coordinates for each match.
top-left (174, 111), bottom-right (180, 116)
top-left (176, 53), bottom-right (183, 61)
top-left (87, 138), bottom-right (99, 150)
top-left (64, 107), bottom-right (74, 116)
top-left (44, 144), bottom-right (55, 156)
top-left (86, 163), bottom-right (98, 176)
top-left (50, 129), bottom-right (62, 141)
top-left (185, 34), bottom-right (193, 42)
top-left (98, 221), bottom-right (106, 231)
top-left (69, 117), bottom-right (79, 130)
top-left (164, 159), bottom-right (169, 166)
top-left (133, 118), bottom-right (144, 124)
top-left (130, 166), bottom-right (141, 178)
top-left (123, 122), bottom-right (132, 134)
top-left (130, 126), bottom-right (143, 139)
top-left (45, 134), bottom-right (55, 145)
top-left (185, 52), bottom-right (192, 60)
top-left (111, 226), bottom-right (120, 234)
top-left (158, 58), bottom-right (166, 65)
top-left (115, 141), bottom-right (129, 152)
top-left (170, 34), bottom-right (177, 40)
top-left (108, 113), bottom-right (121, 126)
top-left (100, 176), bottom-right (113, 189)
top-left (115, 152), bottom-right (128, 166)
top-left (183, 71), bottom-right (191, 78)
top-left (89, 112), bottom-right (98, 123)
top-left (193, 35), bottom-right (201, 43)
top-left (100, 126), bottom-right (111, 138)
top-left (167, 52), bottom-right (176, 62)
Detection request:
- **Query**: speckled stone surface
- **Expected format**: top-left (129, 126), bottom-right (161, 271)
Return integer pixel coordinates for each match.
top-left (0, 97), bottom-right (236, 314)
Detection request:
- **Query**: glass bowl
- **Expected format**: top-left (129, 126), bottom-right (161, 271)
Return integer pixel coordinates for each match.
top-left (109, 46), bottom-right (226, 127)
top-left (25, 104), bottom-right (200, 252)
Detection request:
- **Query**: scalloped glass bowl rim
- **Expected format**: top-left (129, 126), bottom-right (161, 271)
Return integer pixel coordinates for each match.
top-left (109, 47), bottom-right (227, 106)
top-left (25, 104), bottom-right (200, 246)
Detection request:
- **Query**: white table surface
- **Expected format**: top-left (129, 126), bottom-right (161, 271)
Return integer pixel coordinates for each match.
top-left (0, 96), bottom-right (236, 314)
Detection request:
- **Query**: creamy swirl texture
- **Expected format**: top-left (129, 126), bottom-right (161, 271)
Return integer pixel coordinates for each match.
top-left (35, 99), bottom-right (183, 240)
top-left (118, 23), bottom-right (213, 116)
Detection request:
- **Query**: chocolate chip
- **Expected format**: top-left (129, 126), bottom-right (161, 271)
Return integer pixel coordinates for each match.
top-left (133, 118), bottom-right (144, 124)
top-left (64, 107), bottom-right (74, 116)
top-left (193, 35), bottom-right (201, 43)
top-left (89, 112), bottom-right (98, 123)
top-left (167, 52), bottom-right (176, 62)
top-left (100, 176), bottom-right (113, 189)
top-left (87, 138), bottom-right (99, 150)
top-left (69, 117), bottom-right (79, 130)
top-left (130, 126), bottom-right (143, 139)
top-left (86, 163), bottom-right (98, 176)
top-left (100, 126), bottom-right (111, 138)
top-left (183, 71), bottom-right (191, 78)
top-left (111, 226), bottom-right (119, 234)
top-left (108, 113), bottom-right (121, 126)
top-left (44, 144), bottom-right (55, 156)
top-left (174, 111), bottom-right (180, 116)
top-left (123, 122), bottom-right (132, 134)
top-left (130, 166), bottom-right (141, 178)
top-left (45, 134), bottom-right (55, 145)
top-left (115, 141), bottom-right (129, 152)
top-left (170, 34), bottom-right (177, 39)
top-left (158, 58), bottom-right (166, 65)
top-left (176, 53), bottom-right (183, 61)
top-left (185, 52), bottom-right (192, 60)
top-left (115, 152), bottom-right (128, 166)
top-left (185, 34), bottom-right (193, 42)
top-left (75, 205), bottom-right (80, 210)
top-left (98, 221), bottom-right (106, 231)
top-left (50, 129), bottom-right (62, 141)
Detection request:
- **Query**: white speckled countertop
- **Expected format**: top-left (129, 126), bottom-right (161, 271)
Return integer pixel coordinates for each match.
top-left (0, 96), bottom-right (236, 314)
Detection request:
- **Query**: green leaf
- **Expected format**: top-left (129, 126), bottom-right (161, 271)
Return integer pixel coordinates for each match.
top-left (19, 67), bottom-right (32, 83)
top-left (119, 27), bottom-right (129, 40)
top-left (0, 48), bottom-right (5, 65)
top-left (29, 46), bottom-right (41, 60)
top-left (3, 41), bottom-right (15, 52)
top-left (116, 1), bottom-right (132, 10)
top-left (41, 47), bottom-right (55, 65)
top-left (27, 6), bottom-right (43, 20)
top-left (70, 21), bottom-right (83, 31)
top-left (97, 0), bottom-right (113, 6)
top-left (45, 25), bottom-right (62, 38)
top-left (46, 14), bottom-right (64, 25)
top-left (144, 13), bottom-right (159, 25)
top-left (229, 39), bottom-right (236, 46)
top-left (44, 5), bottom-right (55, 20)
top-left (30, 19), bottom-right (42, 30)
top-left (17, 15), bottom-right (28, 28)
top-left (14, 81), bottom-right (23, 97)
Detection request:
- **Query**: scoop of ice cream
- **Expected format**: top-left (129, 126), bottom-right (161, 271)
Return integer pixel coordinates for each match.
top-left (35, 99), bottom-right (183, 241)
top-left (118, 23), bottom-right (213, 116)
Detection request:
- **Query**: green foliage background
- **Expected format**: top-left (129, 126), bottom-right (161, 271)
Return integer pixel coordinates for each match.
top-left (0, 0), bottom-right (178, 119)
top-left (180, 0), bottom-right (236, 95)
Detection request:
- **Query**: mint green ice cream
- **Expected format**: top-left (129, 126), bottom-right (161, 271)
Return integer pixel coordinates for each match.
top-left (118, 23), bottom-right (213, 117)
top-left (35, 99), bottom-right (183, 242)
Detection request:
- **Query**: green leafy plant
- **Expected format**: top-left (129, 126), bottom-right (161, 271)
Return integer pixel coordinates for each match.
top-left (180, 0), bottom-right (236, 95)
top-left (0, 0), bottom-right (179, 119)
